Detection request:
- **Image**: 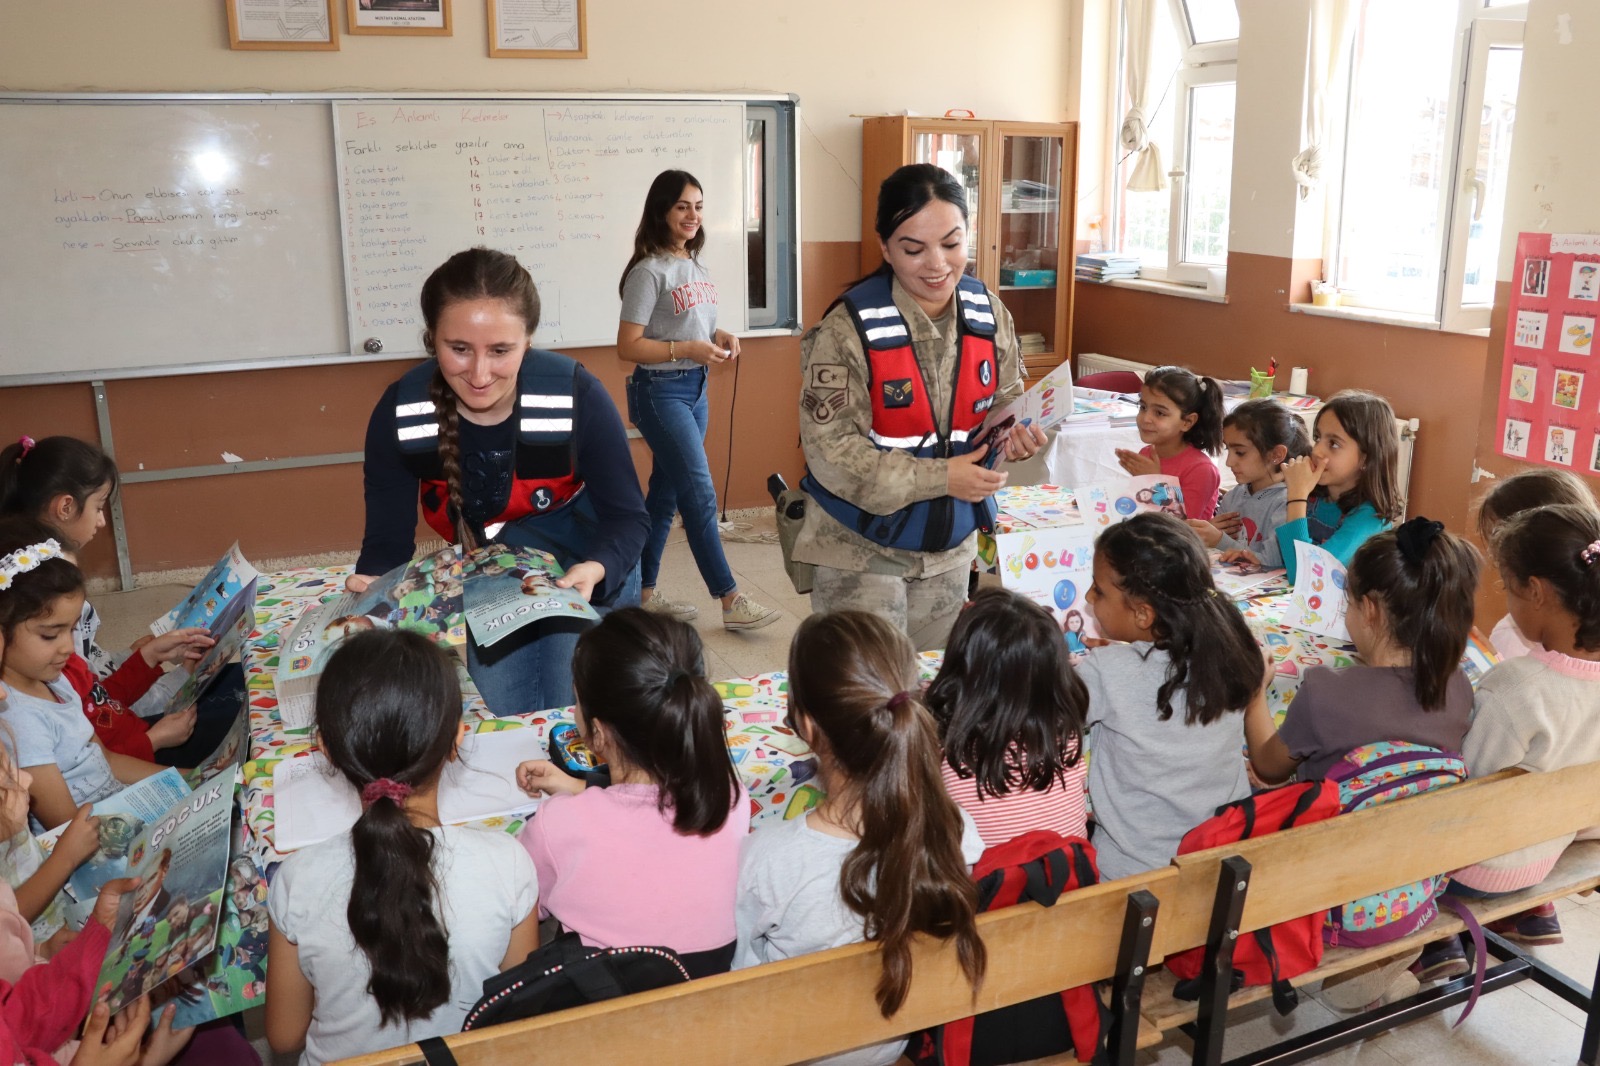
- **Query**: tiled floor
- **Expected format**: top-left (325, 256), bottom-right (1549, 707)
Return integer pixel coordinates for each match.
top-left (90, 520), bottom-right (1600, 1064)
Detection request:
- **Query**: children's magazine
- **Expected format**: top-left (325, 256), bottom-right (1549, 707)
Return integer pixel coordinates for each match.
top-left (144, 579), bottom-right (257, 723)
top-left (462, 545), bottom-right (599, 648)
top-left (93, 767), bottom-right (240, 1015)
top-left (1282, 542), bottom-right (1351, 642)
top-left (162, 815), bottom-right (269, 1028)
top-left (1209, 552), bottom-right (1289, 600)
top-left (275, 548), bottom-right (466, 729)
top-left (151, 543), bottom-right (259, 636)
top-left (1075, 474), bottom-right (1187, 529)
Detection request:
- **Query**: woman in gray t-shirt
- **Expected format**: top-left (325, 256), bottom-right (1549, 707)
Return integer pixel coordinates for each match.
top-left (617, 169), bottom-right (779, 632)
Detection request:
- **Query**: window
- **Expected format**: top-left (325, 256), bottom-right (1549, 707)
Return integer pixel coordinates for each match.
top-left (1113, 0), bottom-right (1238, 286)
top-left (743, 102), bottom-right (798, 331)
top-left (1328, 0), bottom-right (1524, 330)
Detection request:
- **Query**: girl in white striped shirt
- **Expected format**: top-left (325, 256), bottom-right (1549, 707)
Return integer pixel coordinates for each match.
top-left (926, 588), bottom-right (1089, 849)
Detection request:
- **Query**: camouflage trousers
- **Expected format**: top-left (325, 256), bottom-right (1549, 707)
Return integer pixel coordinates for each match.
top-left (809, 564), bottom-right (969, 652)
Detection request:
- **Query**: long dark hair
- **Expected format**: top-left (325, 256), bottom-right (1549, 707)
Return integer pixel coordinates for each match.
top-left (831, 163), bottom-right (971, 309)
top-left (1223, 399), bottom-right (1311, 473)
top-left (786, 611), bottom-right (985, 1017)
top-left (0, 437), bottom-right (119, 549)
top-left (926, 587), bottom-right (1087, 797)
top-left (1345, 519), bottom-right (1480, 709)
top-left (618, 170), bottom-right (705, 297)
top-left (1315, 391), bottom-right (1402, 521)
top-left (1493, 504), bottom-right (1600, 652)
top-left (418, 247), bottom-right (541, 552)
top-left (0, 516), bottom-right (85, 640)
top-left (1476, 467), bottom-right (1595, 541)
top-left (316, 628), bottom-right (462, 1026)
top-left (1094, 513), bottom-right (1262, 725)
top-left (1142, 366), bottom-right (1224, 455)
top-left (570, 608), bottom-right (738, 834)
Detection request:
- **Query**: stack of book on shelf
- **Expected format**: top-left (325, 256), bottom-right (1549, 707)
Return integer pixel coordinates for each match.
top-left (1075, 252), bottom-right (1141, 283)
top-left (1019, 332), bottom-right (1048, 358)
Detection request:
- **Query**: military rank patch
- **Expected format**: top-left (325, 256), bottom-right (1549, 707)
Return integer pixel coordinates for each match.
top-left (881, 378), bottom-right (915, 408)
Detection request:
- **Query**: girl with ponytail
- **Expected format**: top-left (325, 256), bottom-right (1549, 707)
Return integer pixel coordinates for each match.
top-left (1115, 365), bottom-right (1226, 520)
top-left (266, 630), bottom-right (539, 1063)
top-left (735, 611), bottom-right (986, 1062)
top-left (1245, 517), bottom-right (1480, 786)
top-left (349, 247), bottom-right (649, 715)
top-left (514, 608), bottom-right (747, 977)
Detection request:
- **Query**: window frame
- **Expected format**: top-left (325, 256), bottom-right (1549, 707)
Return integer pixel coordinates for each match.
top-left (1325, 0), bottom-right (1526, 332)
top-left (1111, 0), bottom-right (1238, 287)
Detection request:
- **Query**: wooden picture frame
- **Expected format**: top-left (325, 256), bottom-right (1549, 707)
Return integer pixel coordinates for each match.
top-left (347, 0), bottom-right (452, 36)
top-left (226, 0), bottom-right (340, 50)
top-left (487, 0), bottom-right (586, 58)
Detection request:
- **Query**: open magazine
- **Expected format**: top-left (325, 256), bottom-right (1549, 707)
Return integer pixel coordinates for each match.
top-left (151, 543), bottom-right (259, 636)
top-left (462, 545), bottom-right (599, 648)
top-left (1282, 542), bottom-right (1352, 642)
top-left (275, 547), bottom-right (466, 730)
top-left (141, 579), bottom-right (256, 724)
top-left (972, 360), bottom-right (1076, 466)
top-left (1209, 552), bottom-right (1288, 600)
top-left (163, 814), bottom-right (269, 1029)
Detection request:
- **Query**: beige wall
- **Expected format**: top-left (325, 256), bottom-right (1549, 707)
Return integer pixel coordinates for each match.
top-left (0, 0), bottom-right (1073, 243)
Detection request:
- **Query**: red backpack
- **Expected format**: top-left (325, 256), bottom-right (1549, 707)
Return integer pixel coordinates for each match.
top-left (910, 830), bottom-right (1107, 1066)
top-left (1164, 781), bottom-right (1342, 1014)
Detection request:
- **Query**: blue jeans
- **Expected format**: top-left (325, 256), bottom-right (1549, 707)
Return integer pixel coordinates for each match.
top-left (465, 514), bottom-right (641, 716)
top-left (625, 366), bottom-right (736, 599)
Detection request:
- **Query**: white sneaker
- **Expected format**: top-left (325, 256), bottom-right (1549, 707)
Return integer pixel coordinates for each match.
top-left (722, 592), bottom-right (780, 632)
top-left (642, 589), bottom-right (698, 620)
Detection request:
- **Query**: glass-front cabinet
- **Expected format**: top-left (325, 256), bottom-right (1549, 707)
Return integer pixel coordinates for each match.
top-left (861, 117), bottom-right (1077, 377)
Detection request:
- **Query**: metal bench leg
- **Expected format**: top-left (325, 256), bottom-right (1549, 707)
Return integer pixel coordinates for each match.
top-left (1191, 856), bottom-right (1252, 1066)
top-left (1583, 942), bottom-right (1600, 1065)
top-left (1108, 889), bottom-right (1160, 1066)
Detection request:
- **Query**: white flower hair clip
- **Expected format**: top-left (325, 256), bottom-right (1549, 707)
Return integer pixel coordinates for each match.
top-left (0, 539), bottom-right (63, 591)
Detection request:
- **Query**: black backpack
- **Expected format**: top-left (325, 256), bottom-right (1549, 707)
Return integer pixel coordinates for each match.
top-left (417, 933), bottom-right (691, 1065)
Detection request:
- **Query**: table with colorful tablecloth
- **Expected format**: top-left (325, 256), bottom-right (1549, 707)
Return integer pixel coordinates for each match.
top-left (237, 567), bottom-right (946, 870)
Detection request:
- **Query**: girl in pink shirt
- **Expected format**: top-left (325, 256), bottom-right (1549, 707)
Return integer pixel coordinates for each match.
top-left (515, 609), bottom-right (747, 977)
top-left (1115, 366), bottom-right (1224, 520)
top-left (927, 588), bottom-right (1089, 850)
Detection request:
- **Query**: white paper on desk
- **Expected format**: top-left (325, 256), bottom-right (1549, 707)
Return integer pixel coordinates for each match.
top-left (1282, 542), bottom-right (1351, 642)
top-left (272, 730), bottom-right (544, 851)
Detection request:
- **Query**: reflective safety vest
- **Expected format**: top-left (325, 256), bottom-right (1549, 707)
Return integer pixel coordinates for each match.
top-left (803, 273), bottom-right (1000, 553)
top-left (393, 349), bottom-right (584, 544)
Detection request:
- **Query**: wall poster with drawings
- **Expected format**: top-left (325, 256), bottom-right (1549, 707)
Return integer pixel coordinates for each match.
top-left (1497, 232), bottom-right (1600, 474)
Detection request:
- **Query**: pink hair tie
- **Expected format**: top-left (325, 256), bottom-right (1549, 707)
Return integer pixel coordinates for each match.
top-left (16, 436), bottom-right (34, 459)
top-left (886, 690), bottom-right (915, 711)
top-left (360, 778), bottom-right (413, 807)
top-left (1582, 539), bottom-right (1600, 568)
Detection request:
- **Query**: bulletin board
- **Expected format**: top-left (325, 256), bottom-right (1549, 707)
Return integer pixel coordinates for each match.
top-left (1496, 232), bottom-right (1600, 472)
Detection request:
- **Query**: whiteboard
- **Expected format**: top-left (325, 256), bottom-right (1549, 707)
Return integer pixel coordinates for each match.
top-left (0, 101), bottom-right (347, 378)
top-left (333, 100), bottom-right (748, 354)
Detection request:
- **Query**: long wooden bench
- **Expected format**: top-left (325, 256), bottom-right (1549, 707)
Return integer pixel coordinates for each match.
top-left (335, 763), bottom-right (1600, 1066)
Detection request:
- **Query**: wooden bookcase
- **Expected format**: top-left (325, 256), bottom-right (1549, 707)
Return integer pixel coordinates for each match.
top-left (860, 116), bottom-right (1078, 377)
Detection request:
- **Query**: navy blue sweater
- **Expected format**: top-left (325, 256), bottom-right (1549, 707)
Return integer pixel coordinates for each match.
top-left (356, 363), bottom-right (648, 601)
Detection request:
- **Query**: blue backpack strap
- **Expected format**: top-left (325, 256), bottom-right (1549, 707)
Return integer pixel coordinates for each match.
top-left (955, 275), bottom-right (997, 337)
top-left (393, 360), bottom-right (443, 456)
top-left (516, 349), bottom-right (578, 447)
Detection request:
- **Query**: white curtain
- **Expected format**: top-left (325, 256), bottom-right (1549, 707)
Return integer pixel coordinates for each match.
top-left (1121, 0), bottom-right (1167, 192)
top-left (1292, 0), bottom-right (1357, 199)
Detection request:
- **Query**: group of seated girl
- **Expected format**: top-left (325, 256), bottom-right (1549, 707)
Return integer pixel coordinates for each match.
top-left (3, 369), bottom-right (1597, 1065)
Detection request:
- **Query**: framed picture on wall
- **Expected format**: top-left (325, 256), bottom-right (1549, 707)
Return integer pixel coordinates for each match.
top-left (226, 0), bottom-right (340, 50)
top-left (487, 0), bottom-right (586, 58)
top-left (347, 0), bottom-right (452, 36)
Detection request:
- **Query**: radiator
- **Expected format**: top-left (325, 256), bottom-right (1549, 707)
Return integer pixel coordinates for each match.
top-left (1073, 353), bottom-right (1419, 517)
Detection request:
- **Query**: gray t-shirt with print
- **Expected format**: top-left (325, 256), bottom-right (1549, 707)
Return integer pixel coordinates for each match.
top-left (620, 254), bottom-right (720, 373)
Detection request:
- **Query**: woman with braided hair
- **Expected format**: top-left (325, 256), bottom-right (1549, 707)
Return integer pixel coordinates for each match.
top-left (351, 247), bottom-right (649, 714)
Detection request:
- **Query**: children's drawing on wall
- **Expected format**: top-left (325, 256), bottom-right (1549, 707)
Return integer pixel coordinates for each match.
top-left (1509, 363), bottom-right (1538, 402)
top-left (1546, 425), bottom-right (1574, 466)
top-left (1571, 262), bottom-right (1599, 302)
top-left (1514, 310), bottom-right (1548, 349)
top-left (1591, 434), bottom-right (1600, 476)
top-left (1503, 418), bottom-right (1530, 458)
top-left (1523, 258), bottom-right (1551, 297)
top-left (1553, 369), bottom-right (1585, 411)
top-left (1558, 315), bottom-right (1595, 356)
